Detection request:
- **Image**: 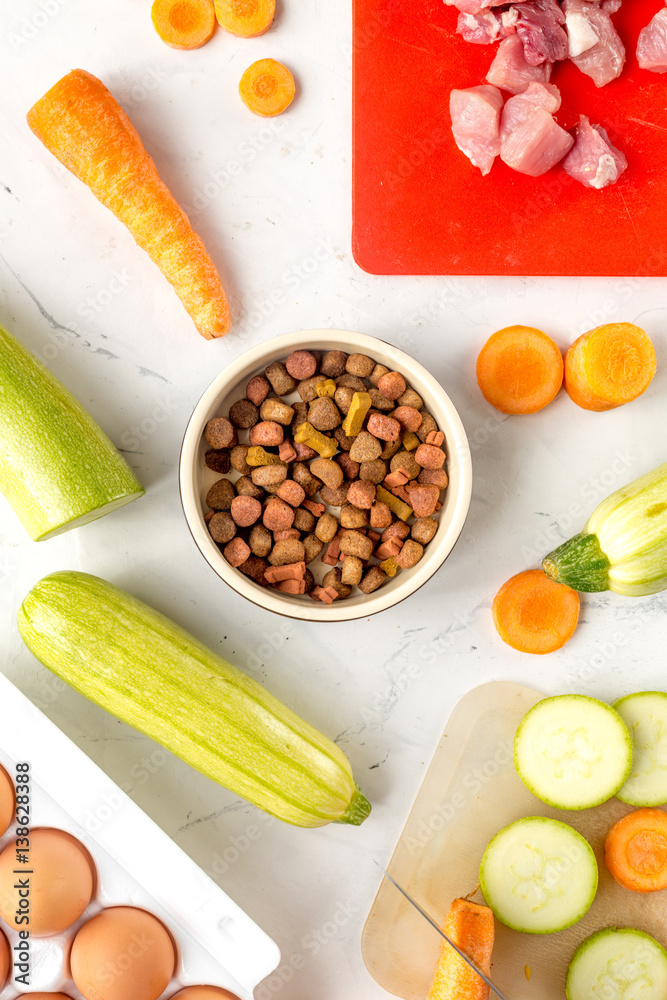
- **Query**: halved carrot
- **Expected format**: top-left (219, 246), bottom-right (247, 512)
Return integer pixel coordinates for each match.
top-left (239, 59), bottom-right (295, 117)
top-left (427, 898), bottom-right (494, 1000)
top-left (492, 569), bottom-right (580, 654)
top-left (27, 70), bottom-right (230, 339)
top-left (605, 808), bottom-right (667, 892)
top-left (476, 325), bottom-right (563, 415)
top-left (214, 0), bottom-right (274, 37)
top-left (564, 322), bottom-right (656, 411)
top-left (151, 0), bottom-right (216, 49)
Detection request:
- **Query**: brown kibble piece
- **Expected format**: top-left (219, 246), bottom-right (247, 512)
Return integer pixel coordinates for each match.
top-left (319, 483), bottom-right (350, 507)
top-left (411, 517), bottom-right (438, 545)
top-left (223, 537), bottom-right (251, 567)
top-left (246, 375), bottom-right (271, 407)
top-left (346, 353), bottom-right (375, 377)
top-left (339, 530), bottom-right (374, 561)
top-left (406, 483), bottom-right (440, 518)
top-left (333, 426), bottom-right (356, 452)
top-left (358, 566), bottom-right (387, 594)
top-left (292, 462), bottom-right (322, 496)
top-left (395, 539), bottom-right (424, 569)
top-left (322, 568), bottom-right (352, 600)
top-left (297, 375), bottom-right (327, 402)
top-left (377, 371), bottom-right (407, 401)
top-left (269, 539), bottom-right (306, 566)
top-left (229, 398), bottom-right (259, 429)
top-left (249, 524), bottom-right (273, 557)
top-left (340, 504), bottom-right (368, 529)
top-left (360, 458), bottom-right (388, 484)
top-left (337, 453), bottom-right (360, 480)
top-left (367, 413), bottom-right (401, 442)
top-left (320, 350), bottom-right (348, 377)
top-left (249, 421), bottom-right (284, 447)
top-left (310, 458), bottom-right (344, 490)
top-left (265, 361), bottom-right (297, 395)
top-left (368, 388), bottom-right (395, 411)
top-left (294, 440), bottom-right (318, 461)
top-left (205, 449), bottom-right (231, 474)
top-left (303, 533), bottom-right (324, 563)
top-left (206, 478), bottom-right (235, 511)
top-left (393, 406), bottom-right (423, 432)
top-left (293, 507), bottom-right (316, 533)
top-left (308, 397), bottom-right (341, 431)
top-left (369, 363), bottom-right (390, 387)
top-left (334, 386), bottom-right (355, 414)
top-left (236, 475), bottom-right (264, 500)
top-left (315, 512), bottom-right (339, 543)
top-left (231, 495), bottom-right (262, 527)
top-left (230, 444), bottom-right (252, 475)
top-left (286, 350), bottom-right (318, 380)
top-left (208, 511), bottom-right (236, 544)
top-left (303, 568), bottom-right (315, 593)
top-left (336, 373), bottom-right (367, 392)
top-left (380, 438), bottom-right (402, 461)
top-left (417, 411), bottom-right (438, 441)
top-left (341, 555), bottom-right (363, 586)
top-left (238, 554), bottom-right (270, 586)
top-left (415, 444), bottom-right (446, 470)
top-left (397, 387), bottom-right (423, 409)
top-left (390, 450), bottom-right (421, 480)
top-left (418, 467), bottom-right (449, 489)
top-left (251, 464), bottom-right (288, 489)
top-left (292, 401), bottom-right (308, 425)
top-left (347, 480), bottom-right (376, 509)
top-left (370, 501), bottom-right (393, 530)
top-left (260, 398), bottom-right (295, 426)
top-left (205, 416), bottom-right (237, 449)
top-left (277, 480), bottom-right (306, 507)
top-left (349, 430), bottom-right (382, 463)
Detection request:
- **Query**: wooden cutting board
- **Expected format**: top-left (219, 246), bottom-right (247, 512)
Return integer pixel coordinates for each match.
top-left (362, 681), bottom-right (667, 999)
top-left (352, 0), bottom-right (667, 275)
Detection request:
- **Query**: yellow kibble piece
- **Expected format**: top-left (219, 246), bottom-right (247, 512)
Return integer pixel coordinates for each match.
top-left (294, 422), bottom-right (338, 459)
top-left (342, 391), bottom-right (372, 437)
top-left (380, 556), bottom-right (399, 577)
top-left (376, 485), bottom-right (413, 521)
top-left (246, 446), bottom-right (285, 467)
top-left (316, 379), bottom-right (337, 398)
top-left (402, 431), bottom-right (420, 451)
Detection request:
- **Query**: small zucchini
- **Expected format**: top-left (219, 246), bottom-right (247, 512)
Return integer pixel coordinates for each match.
top-left (543, 462), bottom-right (667, 595)
top-left (18, 571), bottom-right (371, 828)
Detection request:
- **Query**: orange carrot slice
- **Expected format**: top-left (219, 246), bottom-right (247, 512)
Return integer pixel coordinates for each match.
top-left (476, 325), bottom-right (563, 414)
top-left (492, 569), bottom-right (580, 654)
top-left (605, 808), bottom-right (667, 892)
top-left (564, 322), bottom-right (656, 411)
top-left (27, 70), bottom-right (230, 340)
top-left (214, 0), bottom-right (274, 36)
top-left (427, 898), bottom-right (494, 1000)
top-left (239, 59), bottom-right (295, 117)
top-left (151, 0), bottom-right (216, 49)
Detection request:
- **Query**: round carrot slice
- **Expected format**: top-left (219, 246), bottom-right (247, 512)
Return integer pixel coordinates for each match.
top-left (605, 808), bottom-right (667, 892)
top-left (151, 0), bottom-right (216, 49)
top-left (239, 59), bottom-right (295, 117)
top-left (215, 0), bottom-right (275, 37)
top-left (564, 322), bottom-right (656, 411)
top-left (492, 569), bottom-right (580, 654)
top-left (476, 325), bottom-right (563, 414)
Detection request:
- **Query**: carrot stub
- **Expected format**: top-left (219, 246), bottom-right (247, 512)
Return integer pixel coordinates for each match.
top-left (427, 898), bottom-right (495, 1000)
top-left (26, 69), bottom-right (230, 340)
top-left (564, 322), bottom-right (656, 411)
top-left (476, 325), bottom-right (563, 415)
top-left (239, 59), bottom-right (295, 117)
top-left (492, 569), bottom-right (580, 654)
top-left (605, 808), bottom-right (667, 892)
top-left (215, 0), bottom-right (274, 36)
top-left (151, 0), bottom-right (216, 48)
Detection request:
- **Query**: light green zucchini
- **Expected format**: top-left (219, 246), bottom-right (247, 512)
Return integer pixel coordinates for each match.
top-left (543, 462), bottom-right (667, 594)
top-left (0, 322), bottom-right (144, 540)
top-left (18, 571), bottom-right (371, 828)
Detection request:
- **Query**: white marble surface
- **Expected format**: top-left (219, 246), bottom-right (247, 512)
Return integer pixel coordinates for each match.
top-left (1, 1), bottom-right (667, 997)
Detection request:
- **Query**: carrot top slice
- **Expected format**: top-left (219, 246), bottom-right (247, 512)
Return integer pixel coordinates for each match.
top-left (427, 898), bottom-right (494, 1000)
top-left (152, 0), bottom-right (216, 49)
top-left (476, 325), bottom-right (563, 415)
top-left (215, 0), bottom-right (275, 36)
top-left (492, 569), bottom-right (580, 654)
top-left (605, 808), bottom-right (667, 892)
top-left (564, 322), bottom-right (656, 412)
top-left (239, 59), bottom-right (295, 117)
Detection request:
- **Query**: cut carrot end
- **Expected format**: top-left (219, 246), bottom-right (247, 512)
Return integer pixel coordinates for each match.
top-left (564, 322), bottom-right (656, 411)
top-left (214, 0), bottom-right (274, 36)
top-left (152, 0), bottom-right (216, 48)
top-left (476, 325), bottom-right (563, 415)
top-left (605, 809), bottom-right (667, 893)
top-left (492, 569), bottom-right (580, 654)
top-left (427, 898), bottom-right (494, 1000)
top-left (239, 58), bottom-right (295, 117)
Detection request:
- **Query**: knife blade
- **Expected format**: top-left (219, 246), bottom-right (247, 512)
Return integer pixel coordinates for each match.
top-left (378, 866), bottom-right (510, 1000)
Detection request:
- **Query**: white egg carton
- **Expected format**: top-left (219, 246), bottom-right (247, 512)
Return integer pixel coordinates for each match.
top-left (0, 673), bottom-right (280, 1000)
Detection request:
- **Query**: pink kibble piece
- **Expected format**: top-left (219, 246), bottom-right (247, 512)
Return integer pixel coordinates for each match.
top-left (230, 495), bottom-right (262, 527)
top-left (273, 528), bottom-right (301, 541)
top-left (249, 421), bottom-right (284, 447)
top-left (294, 441), bottom-right (318, 461)
top-left (246, 375), bottom-right (271, 406)
top-left (279, 440), bottom-right (298, 463)
top-left (286, 350), bottom-right (318, 380)
top-left (425, 430), bottom-right (445, 447)
top-left (223, 537), bottom-right (251, 567)
top-left (381, 521), bottom-right (410, 542)
top-left (310, 585), bottom-right (338, 604)
top-left (367, 413), bottom-right (401, 442)
top-left (275, 579), bottom-right (307, 595)
top-left (303, 499), bottom-right (326, 517)
top-left (406, 483), bottom-right (440, 518)
top-left (415, 443), bottom-right (445, 470)
top-left (393, 406), bottom-right (423, 432)
top-left (263, 497), bottom-right (295, 532)
top-left (277, 480), bottom-right (307, 507)
top-left (383, 469), bottom-right (410, 489)
top-left (377, 371), bottom-right (407, 401)
top-left (347, 480), bottom-right (376, 509)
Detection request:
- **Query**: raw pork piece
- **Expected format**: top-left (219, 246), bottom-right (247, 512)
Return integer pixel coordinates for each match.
top-left (514, 0), bottom-right (569, 65)
top-left (457, 10), bottom-right (503, 43)
top-left (562, 116), bottom-right (628, 187)
top-left (445, 0), bottom-right (527, 16)
top-left (637, 6), bottom-right (667, 72)
top-left (450, 85), bottom-right (504, 175)
top-left (486, 34), bottom-right (552, 92)
top-left (562, 0), bottom-right (625, 86)
top-left (500, 82), bottom-right (574, 174)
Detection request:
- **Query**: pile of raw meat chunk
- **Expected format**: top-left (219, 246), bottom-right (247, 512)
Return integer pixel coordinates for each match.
top-left (448, 0), bottom-right (667, 187)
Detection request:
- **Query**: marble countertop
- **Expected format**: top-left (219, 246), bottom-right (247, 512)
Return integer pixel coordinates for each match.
top-left (2, 1), bottom-right (667, 997)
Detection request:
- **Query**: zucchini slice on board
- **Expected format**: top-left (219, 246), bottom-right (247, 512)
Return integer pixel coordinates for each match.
top-left (479, 816), bottom-right (598, 934)
top-left (567, 928), bottom-right (667, 1000)
top-left (614, 692), bottom-right (667, 807)
top-left (514, 695), bottom-right (632, 809)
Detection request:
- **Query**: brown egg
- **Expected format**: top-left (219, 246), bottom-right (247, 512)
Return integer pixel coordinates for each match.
top-left (0, 765), bottom-right (14, 837)
top-left (70, 906), bottom-right (176, 1000)
top-left (171, 990), bottom-right (241, 1000)
top-left (0, 827), bottom-right (95, 936)
top-left (0, 928), bottom-right (9, 987)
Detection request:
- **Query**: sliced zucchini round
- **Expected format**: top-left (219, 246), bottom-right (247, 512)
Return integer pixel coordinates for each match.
top-left (567, 927), bottom-right (667, 1000)
top-left (479, 816), bottom-right (598, 935)
top-left (614, 692), bottom-right (667, 807)
top-left (514, 694), bottom-right (632, 809)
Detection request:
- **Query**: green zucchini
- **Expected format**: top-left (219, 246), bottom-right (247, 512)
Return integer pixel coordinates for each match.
top-left (543, 462), bottom-right (667, 595)
top-left (18, 571), bottom-right (371, 828)
top-left (0, 322), bottom-right (144, 540)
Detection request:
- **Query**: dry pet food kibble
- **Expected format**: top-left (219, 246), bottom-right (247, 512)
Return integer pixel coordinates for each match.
top-left (200, 342), bottom-right (450, 604)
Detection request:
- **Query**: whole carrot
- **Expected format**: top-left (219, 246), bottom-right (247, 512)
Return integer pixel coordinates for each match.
top-left (27, 69), bottom-right (230, 340)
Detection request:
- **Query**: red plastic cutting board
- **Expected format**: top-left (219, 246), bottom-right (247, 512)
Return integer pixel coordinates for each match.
top-left (352, 0), bottom-right (667, 275)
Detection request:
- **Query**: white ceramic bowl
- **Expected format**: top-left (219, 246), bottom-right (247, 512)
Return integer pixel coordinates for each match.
top-left (179, 330), bottom-right (472, 622)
